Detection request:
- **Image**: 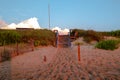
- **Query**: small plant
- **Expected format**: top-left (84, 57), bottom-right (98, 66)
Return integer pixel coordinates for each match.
top-left (95, 40), bottom-right (120, 50)
top-left (34, 40), bottom-right (40, 47)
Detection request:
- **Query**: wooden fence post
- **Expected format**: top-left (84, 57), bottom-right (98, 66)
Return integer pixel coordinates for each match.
top-left (31, 39), bottom-right (34, 51)
top-left (16, 42), bottom-right (19, 55)
top-left (44, 56), bottom-right (46, 62)
top-left (78, 45), bottom-right (80, 61)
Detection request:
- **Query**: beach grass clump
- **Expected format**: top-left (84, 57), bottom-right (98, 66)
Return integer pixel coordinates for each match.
top-left (70, 29), bottom-right (103, 43)
top-left (95, 39), bottom-right (120, 50)
top-left (0, 29), bottom-right (56, 46)
top-left (18, 29), bottom-right (55, 46)
top-left (0, 30), bottom-right (21, 46)
top-left (110, 30), bottom-right (120, 37)
top-left (34, 40), bottom-right (40, 46)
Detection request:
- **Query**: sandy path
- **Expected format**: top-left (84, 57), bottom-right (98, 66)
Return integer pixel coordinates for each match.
top-left (0, 46), bottom-right (120, 80)
top-left (73, 46), bottom-right (120, 79)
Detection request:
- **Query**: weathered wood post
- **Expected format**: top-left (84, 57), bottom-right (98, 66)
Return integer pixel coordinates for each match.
top-left (32, 42), bottom-right (34, 51)
top-left (31, 39), bottom-right (34, 51)
top-left (78, 44), bottom-right (80, 61)
top-left (53, 30), bottom-right (58, 47)
top-left (16, 42), bottom-right (19, 55)
top-left (44, 56), bottom-right (46, 62)
top-left (3, 40), bottom-right (5, 53)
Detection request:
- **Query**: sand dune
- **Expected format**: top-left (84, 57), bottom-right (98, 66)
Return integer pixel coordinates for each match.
top-left (0, 45), bottom-right (120, 80)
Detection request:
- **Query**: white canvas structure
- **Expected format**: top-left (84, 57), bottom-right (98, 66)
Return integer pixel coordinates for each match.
top-left (0, 17), bottom-right (41, 29)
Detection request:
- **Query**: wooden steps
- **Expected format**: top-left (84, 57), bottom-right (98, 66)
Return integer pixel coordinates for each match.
top-left (57, 35), bottom-right (71, 48)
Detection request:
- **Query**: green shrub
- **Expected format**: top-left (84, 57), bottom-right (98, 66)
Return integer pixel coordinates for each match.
top-left (111, 30), bottom-right (120, 37)
top-left (0, 29), bottom-right (56, 46)
top-left (95, 40), bottom-right (120, 50)
top-left (0, 30), bottom-right (21, 45)
top-left (100, 30), bottom-right (120, 37)
top-left (34, 40), bottom-right (40, 47)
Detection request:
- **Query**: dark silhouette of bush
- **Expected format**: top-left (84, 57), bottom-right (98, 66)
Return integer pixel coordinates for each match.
top-left (70, 29), bottom-right (85, 38)
top-left (70, 29), bottom-right (103, 43)
top-left (83, 30), bottom-right (103, 43)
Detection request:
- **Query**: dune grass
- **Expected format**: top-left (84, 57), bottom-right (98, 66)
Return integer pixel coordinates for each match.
top-left (95, 39), bottom-right (120, 50)
top-left (0, 29), bottom-right (56, 46)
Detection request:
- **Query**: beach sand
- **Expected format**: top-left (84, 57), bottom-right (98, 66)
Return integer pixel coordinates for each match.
top-left (0, 45), bottom-right (120, 80)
